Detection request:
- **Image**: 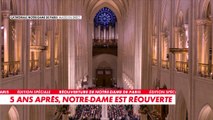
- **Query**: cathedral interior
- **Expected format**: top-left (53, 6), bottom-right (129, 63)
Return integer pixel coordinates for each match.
top-left (1, 0), bottom-right (213, 120)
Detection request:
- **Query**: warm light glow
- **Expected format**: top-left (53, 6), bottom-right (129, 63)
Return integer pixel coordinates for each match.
top-left (45, 32), bottom-right (51, 67)
top-left (152, 36), bottom-right (158, 65)
top-left (54, 34), bottom-right (59, 65)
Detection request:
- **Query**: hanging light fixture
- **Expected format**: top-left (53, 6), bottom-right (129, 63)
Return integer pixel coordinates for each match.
top-left (1, 26), bottom-right (4, 30)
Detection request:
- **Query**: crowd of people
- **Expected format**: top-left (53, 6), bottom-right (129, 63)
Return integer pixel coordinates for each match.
top-left (69, 105), bottom-right (140, 120)
top-left (69, 87), bottom-right (140, 120)
top-left (108, 105), bottom-right (126, 119)
top-left (69, 105), bottom-right (102, 120)
top-left (108, 105), bottom-right (140, 120)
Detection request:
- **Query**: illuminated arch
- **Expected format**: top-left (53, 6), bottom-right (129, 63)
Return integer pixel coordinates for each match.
top-left (176, 92), bottom-right (188, 120)
top-left (198, 104), bottom-right (213, 120)
top-left (8, 106), bottom-right (19, 120)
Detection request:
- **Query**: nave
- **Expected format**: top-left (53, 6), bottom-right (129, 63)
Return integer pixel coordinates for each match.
top-left (68, 87), bottom-right (139, 120)
top-left (1, 0), bottom-right (213, 120)
top-left (69, 105), bottom-right (139, 120)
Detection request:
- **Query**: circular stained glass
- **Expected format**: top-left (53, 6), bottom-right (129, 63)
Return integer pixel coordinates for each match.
top-left (94, 7), bottom-right (117, 28)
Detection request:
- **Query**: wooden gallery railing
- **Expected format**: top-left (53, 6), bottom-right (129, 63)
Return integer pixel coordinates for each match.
top-left (198, 63), bottom-right (211, 78)
top-left (176, 61), bottom-right (188, 73)
top-left (161, 60), bottom-right (169, 69)
top-left (152, 59), bottom-right (157, 66)
top-left (29, 60), bottom-right (39, 71)
top-left (46, 59), bottom-right (51, 67)
top-left (2, 61), bottom-right (20, 78)
top-left (54, 58), bottom-right (59, 65)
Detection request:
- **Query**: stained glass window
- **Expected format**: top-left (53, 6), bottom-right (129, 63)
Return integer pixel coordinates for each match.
top-left (94, 7), bottom-right (117, 28)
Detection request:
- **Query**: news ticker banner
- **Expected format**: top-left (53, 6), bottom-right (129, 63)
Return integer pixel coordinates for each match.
top-left (0, 89), bottom-right (176, 105)
top-left (9, 15), bottom-right (82, 20)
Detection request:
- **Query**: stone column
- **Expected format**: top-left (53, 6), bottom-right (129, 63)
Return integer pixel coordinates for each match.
top-left (134, 0), bottom-right (143, 114)
top-left (196, 19), bottom-right (211, 75)
top-left (2, 10), bottom-right (11, 72)
top-left (88, 22), bottom-right (93, 87)
top-left (117, 21), bottom-right (124, 88)
top-left (68, 14), bottom-right (76, 89)
top-left (174, 27), bottom-right (182, 64)
top-left (15, 20), bottom-right (23, 72)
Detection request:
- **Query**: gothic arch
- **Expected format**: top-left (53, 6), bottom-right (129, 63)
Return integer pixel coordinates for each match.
top-left (85, 0), bottom-right (128, 19)
top-left (1, 0), bottom-right (17, 13)
top-left (200, 0), bottom-right (211, 18)
top-left (88, 2), bottom-right (122, 23)
top-left (176, 91), bottom-right (188, 120)
top-left (113, 0), bottom-right (128, 13)
top-left (98, 61), bottom-right (111, 69)
top-left (8, 106), bottom-right (19, 120)
top-left (198, 104), bottom-right (213, 120)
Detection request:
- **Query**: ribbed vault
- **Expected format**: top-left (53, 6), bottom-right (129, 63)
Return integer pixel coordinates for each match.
top-left (84, 0), bottom-right (129, 21)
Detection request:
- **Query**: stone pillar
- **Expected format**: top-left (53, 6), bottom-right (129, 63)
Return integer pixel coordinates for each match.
top-left (68, 16), bottom-right (76, 89)
top-left (88, 22), bottom-right (93, 87)
top-left (15, 20), bottom-right (23, 72)
top-left (2, 10), bottom-right (11, 72)
top-left (174, 27), bottom-right (182, 64)
top-left (196, 19), bottom-right (212, 75)
top-left (133, 0), bottom-right (143, 115)
top-left (117, 21), bottom-right (124, 88)
top-left (101, 105), bottom-right (109, 120)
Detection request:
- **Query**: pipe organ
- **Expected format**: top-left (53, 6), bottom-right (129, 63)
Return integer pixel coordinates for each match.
top-left (93, 7), bottom-right (118, 48)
